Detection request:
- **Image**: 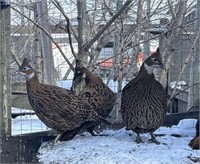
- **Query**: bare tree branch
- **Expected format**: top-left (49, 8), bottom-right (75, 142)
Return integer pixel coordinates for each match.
top-left (83, 0), bottom-right (133, 51)
top-left (167, 29), bottom-right (200, 107)
top-left (52, 0), bottom-right (77, 58)
top-left (167, 0), bottom-right (176, 20)
top-left (11, 47), bottom-right (21, 66)
top-left (96, 14), bottom-right (200, 68)
top-left (11, 5), bottom-right (75, 71)
top-left (148, 0), bottom-right (164, 18)
top-left (62, 59), bottom-right (76, 80)
top-left (170, 82), bottom-right (199, 100)
top-left (77, 0), bottom-right (84, 55)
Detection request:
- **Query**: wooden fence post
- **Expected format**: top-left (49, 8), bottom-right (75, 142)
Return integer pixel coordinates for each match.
top-left (0, 1), bottom-right (11, 137)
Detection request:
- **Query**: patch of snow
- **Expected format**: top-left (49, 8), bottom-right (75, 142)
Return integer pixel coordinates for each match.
top-left (57, 80), bottom-right (73, 90)
top-left (177, 81), bottom-right (187, 86)
top-left (169, 81), bottom-right (176, 89)
top-left (169, 81), bottom-right (187, 90)
top-left (37, 119), bottom-right (199, 164)
top-left (12, 107), bottom-right (34, 114)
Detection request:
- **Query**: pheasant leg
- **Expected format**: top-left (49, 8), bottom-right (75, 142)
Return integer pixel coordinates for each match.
top-left (87, 126), bottom-right (97, 136)
top-left (135, 133), bottom-right (143, 143)
top-left (59, 129), bottom-right (80, 141)
top-left (49, 133), bottom-right (62, 149)
top-left (149, 132), bottom-right (160, 144)
top-left (40, 133), bottom-right (62, 149)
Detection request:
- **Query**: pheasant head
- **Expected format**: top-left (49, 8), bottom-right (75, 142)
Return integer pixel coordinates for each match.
top-left (140, 47), bottom-right (165, 75)
top-left (16, 58), bottom-right (36, 81)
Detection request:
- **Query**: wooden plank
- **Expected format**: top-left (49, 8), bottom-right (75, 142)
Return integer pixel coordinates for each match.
top-left (163, 110), bottom-right (199, 127)
top-left (12, 94), bottom-right (32, 110)
top-left (11, 82), bottom-right (32, 109)
top-left (0, 2), bottom-right (11, 136)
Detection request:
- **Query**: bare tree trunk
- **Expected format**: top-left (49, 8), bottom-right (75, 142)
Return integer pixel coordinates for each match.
top-left (127, 0), bottom-right (144, 81)
top-left (112, 0), bottom-right (124, 123)
top-left (73, 0), bottom-right (88, 94)
top-left (113, 34), bottom-right (121, 81)
top-left (37, 0), bottom-right (56, 85)
top-left (77, 0), bottom-right (88, 62)
top-left (143, 0), bottom-right (150, 59)
top-left (33, 5), bottom-right (43, 82)
top-left (0, 4), bottom-right (11, 136)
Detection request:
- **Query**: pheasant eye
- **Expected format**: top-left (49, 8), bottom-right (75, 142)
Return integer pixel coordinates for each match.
top-left (152, 58), bottom-right (158, 62)
top-left (23, 66), bottom-right (29, 71)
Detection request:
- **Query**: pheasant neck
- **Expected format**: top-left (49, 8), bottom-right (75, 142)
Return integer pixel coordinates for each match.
top-left (138, 63), bottom-right (154, 78)
top-left (140, 63), bottom-right (153, 74)
top-left (26, 73), bottom-right (40, 91)
top-left (84, 71), bottom-right (93, 84)
top-left (25, 72), bottom-right (35, 81)
top-left (144, 63), bottom-right (154, 74)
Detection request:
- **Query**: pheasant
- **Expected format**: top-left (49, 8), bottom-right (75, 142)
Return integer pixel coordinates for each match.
top-left (121, 48), bottom-right (168, 144)
top-left (15, 58), bottom-right (111, 145)
top-left (60, 59), bottom-right (116, 141)
top-left (189, 119), bottom-right (199, 149)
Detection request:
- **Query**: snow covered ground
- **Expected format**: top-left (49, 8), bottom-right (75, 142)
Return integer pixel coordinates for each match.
top-left (36, 119), bottom-right (199, 164)
top-left (11, 108), bottom-right (199, 163)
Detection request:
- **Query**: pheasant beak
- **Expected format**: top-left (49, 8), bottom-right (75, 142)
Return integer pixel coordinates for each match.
top-left (71, 76), bottom-right (82, 91)
top-left (71, 81), bottom-right (75, 91)
top-left (159, 63), bottom-right (166, 70)
top-left (13, 69), bottom-right (26, 77)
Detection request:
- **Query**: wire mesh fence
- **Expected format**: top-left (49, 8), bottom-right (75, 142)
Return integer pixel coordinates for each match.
top-left (1, 0), bottom-right (200, 163)
top-left (8, 30), bottom-right (200, 138)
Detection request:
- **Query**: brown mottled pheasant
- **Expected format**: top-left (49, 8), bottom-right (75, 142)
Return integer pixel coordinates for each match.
top-left (121, 48), bottom-right (168, 144)
top-left (15, 58), bottom-right (111, 145)
top-left (189, 119), bottom-right (199, 149)
top-left (60, 59), bottom-right (116, 141)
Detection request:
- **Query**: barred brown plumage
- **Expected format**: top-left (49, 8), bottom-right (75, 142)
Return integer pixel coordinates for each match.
top-left (189, 119), bottom-right (199, 149)
top-left (60, 59), bottom-right (116, 141)
top-left (15, 58), bottom-right (111, 145)
top-left (121, 48), bottom-right (168, 144)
